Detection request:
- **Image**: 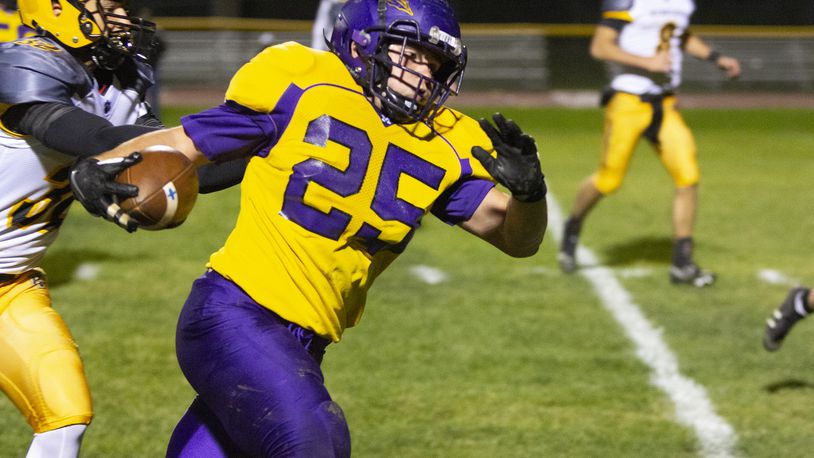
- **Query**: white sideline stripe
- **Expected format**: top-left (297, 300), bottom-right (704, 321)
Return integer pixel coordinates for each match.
top-left (546, 194), bottom-right (738, 458)
top-left (409, 265), bottom-right (448, 285)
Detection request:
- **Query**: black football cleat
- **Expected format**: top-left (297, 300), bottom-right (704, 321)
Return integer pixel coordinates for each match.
top-left (763, 287), bottom-right (810, 352)
top-left (669, 263), bottom-right (716, 287)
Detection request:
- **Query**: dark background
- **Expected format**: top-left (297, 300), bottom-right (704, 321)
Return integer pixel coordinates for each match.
top-left (138, 1), bottom-right (814, 26)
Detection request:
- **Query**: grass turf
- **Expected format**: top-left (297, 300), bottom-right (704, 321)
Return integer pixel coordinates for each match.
top-left (1, 106), bottom-right (812, 457)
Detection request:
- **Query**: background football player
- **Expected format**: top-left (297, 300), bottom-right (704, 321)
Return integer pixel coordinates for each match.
top-left (764, 287), bottom-right (814, 352)
top-left (0, 1), bottom-right (161, 456)
top-left (70, 0), bottom-right (549, 455)
top-left (0, 0), bottom-right (33, 42)
top-left (311, 0), bottom-right (346, 50)
top-left (558, 0), bottom-right (740, 286)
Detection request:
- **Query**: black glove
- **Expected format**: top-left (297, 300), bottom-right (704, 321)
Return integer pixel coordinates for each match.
top-left (69, 152), bottom-right (143, 232)
top-left (471, 113), bottom-right (546, 203)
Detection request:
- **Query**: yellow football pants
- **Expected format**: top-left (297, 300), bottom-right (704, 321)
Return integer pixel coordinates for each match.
top-left (0, 270), bottom-right (92, 433)
top-left (592, 92), bottom-right (700, 194)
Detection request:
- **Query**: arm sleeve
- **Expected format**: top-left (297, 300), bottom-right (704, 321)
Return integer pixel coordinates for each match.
top-left (180, 100), bottom-right (278, 163)
top-left (430, 177), bottom-right (495, 225)
top-left (197, 158), bottom-right (249, 194)
top-left (2, 102), bottom-right (157, 157)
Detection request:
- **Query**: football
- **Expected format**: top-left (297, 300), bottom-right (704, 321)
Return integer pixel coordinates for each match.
top-left (115, 145), bottom-right (199, 231)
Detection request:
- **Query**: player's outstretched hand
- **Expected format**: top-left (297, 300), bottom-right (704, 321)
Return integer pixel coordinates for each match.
top-left (717, 55), bottom-right (741, 79)
top-left (70, 152), bottom-right (142, 232)
top-left (471, 113), bottom-right (547, 203)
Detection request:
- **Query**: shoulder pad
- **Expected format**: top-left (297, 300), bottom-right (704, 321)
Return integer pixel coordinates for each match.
top-left (601, 0), bottom-right (634, 13)
top-left (431, 108), bottom-right (493, 180)
top-left (225, 42), bottom-right (355, 113)
top-left (0, 37), bottom-right (91, 105)
top-left (432, 107), bottom-right (485, 139)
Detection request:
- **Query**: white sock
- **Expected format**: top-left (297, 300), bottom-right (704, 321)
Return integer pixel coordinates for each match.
top-left (26, 424), bottom-right (87, 458)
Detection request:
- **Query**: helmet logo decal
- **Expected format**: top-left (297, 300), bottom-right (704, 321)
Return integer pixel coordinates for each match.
top-left (429, 26), bottom-right (462, 56)
top-left (386, 0), bottom-right (414, 16)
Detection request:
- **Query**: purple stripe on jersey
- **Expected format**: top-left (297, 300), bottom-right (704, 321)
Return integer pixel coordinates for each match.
top-left (180, 84), bottom-right (306, 161)
top-left (431, 177), bottom-right (495, 225)
top-left (258, 84), bottom-right (305, 157)
top-left (181, 102), bottom-right (276, 162)
top-left (459, 157), bottom-right (473, 176)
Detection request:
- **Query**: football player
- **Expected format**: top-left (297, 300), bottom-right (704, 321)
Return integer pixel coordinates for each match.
top-left (0, 1), bottom-right (160, 456)
top-left (70, 0), bottom-right (549, 455)
top-left (764, 287), bottom-right (814, 352)
top-left (0, 0), bottom-right (34, 42)
top-left (557, 0), bottom-right (741, 286)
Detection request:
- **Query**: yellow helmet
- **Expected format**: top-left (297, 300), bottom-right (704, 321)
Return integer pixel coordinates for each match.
top-left (17, 0), bottom-right (157, 69)
top-left (18, 0), bottom-right (102, 48)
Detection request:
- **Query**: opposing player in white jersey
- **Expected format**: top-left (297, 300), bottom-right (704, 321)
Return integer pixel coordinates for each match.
top-left (0, 1), bottom-right (160, 456)
top-left (558, 0), bottom-right (740, 286)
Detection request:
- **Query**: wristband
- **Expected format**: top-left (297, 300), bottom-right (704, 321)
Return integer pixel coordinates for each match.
top-left (513, 178), bottom-right (548, 203)
top-left (706, 50), bottom-right (721, 63)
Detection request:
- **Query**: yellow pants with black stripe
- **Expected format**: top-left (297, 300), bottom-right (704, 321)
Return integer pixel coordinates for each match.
top-left (592, 92), bottom-right (700, 194)
top-left (0, 270), bottom-right (92, 433)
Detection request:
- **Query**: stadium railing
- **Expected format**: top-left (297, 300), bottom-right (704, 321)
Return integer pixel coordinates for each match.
top-left (152, 18), bottom-right (814, 94)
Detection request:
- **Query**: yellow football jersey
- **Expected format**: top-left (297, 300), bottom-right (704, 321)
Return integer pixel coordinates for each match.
top-left (182, 42), bottom-right (495, 342)
top-left (0, 7), bottom-right (33, 43)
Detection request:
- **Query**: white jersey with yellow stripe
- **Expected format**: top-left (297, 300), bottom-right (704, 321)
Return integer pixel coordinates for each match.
top-left (0, 39), bottom-right (148, 274)
top-left (601, 0), bottom-right (695, 95)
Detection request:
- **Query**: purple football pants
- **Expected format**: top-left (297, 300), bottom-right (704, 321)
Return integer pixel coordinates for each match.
top-left (165, 270), bottom-right (351, 457)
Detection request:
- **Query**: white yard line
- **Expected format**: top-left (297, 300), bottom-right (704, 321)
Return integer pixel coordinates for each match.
top-left (73, 262), bottom-right (100, 281)
top-left (409, 265), bottom-right (448, 285)
top-left (757, 268), bottom-right (800, 287)
top-left (547, 194), bottom-right (738, 458)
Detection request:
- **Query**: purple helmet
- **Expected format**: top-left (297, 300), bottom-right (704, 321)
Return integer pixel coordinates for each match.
top-left (329, 0), bottom-right (467, 124)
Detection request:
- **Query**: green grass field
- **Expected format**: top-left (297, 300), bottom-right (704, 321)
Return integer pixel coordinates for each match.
top-left (1, 105), bottom-right (813, 457)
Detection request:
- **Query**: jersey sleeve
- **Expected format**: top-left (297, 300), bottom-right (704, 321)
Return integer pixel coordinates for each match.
top-left (429, 107), bottom-right (497, 225)
top-left (0, 38), bottom-right (90, 105)
top-left (181, 42), bottom-right (320, 162)
top-left (599, 0), bottom-right (633, 30)
top-left (180, 101), bottom-right (278, 163)
top-left (430, 177), bottom-right (494, 225)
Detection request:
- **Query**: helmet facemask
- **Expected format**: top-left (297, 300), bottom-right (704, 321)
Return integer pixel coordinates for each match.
top-left (364, 24), bottom-right (465, 124)
top-left (86, 2), bottom-right (157, 70)
top-left (330, 0), bottom-right (467, 125)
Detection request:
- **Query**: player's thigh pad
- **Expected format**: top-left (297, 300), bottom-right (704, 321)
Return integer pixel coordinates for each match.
top-left (0, 271), bottom-right (92, 433)
top-left (175, 271), bottom-right (350, 457)
top-left (593, 92), bottom-right (653, 194)
top-left (656, 97), bottom-right (700, 187)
